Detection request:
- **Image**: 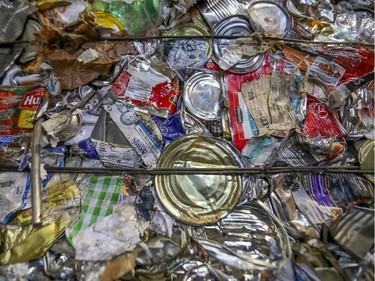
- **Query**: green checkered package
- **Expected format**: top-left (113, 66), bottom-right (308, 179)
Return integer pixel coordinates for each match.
top-left (66, 176), bottom-right (122, 244)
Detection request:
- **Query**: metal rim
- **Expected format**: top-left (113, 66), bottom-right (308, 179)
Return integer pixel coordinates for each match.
top-left (183, 71), bottom-right (221, 121)
top-left (155, 135), bottom-right (243, 225)
top-left (211, 15), bottom-right (266, 74)
top-left (247, 1), bottom-right (291, 37)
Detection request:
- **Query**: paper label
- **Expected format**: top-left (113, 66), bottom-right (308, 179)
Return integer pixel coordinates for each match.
top-left (241, 78), bottom-right (271, 135)
top-left (241, 73), bottom-right (296, 136)
top-left (92, 140), bottom-right (141, 168)
top-left (311, 56), bottom-right (346, 86)
top-left (125, 76), bottom-right (154, 102)
top-left (104, 103), bottom-right (162, 166)
top-left (269, 72), bottom-right (297, 131)
top-left (77, 48), bottom-right (100, 64)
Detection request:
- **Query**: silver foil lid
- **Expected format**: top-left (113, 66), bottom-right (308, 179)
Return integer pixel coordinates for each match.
top-left (183, 71), bottom-right (221, 121)
top-left (247, 1), bottom-right (291, 37)
top-left (211, 15), bottom-right (266, 74)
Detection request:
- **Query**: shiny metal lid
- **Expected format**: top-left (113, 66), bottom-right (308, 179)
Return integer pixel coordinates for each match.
top-left (155, 135), bottom-right (242, 225)
top-left (247, 1), bottom-right (291, 37)
top-left (183, 71), bottom-right (221, 121)
top-left (211, 15), bottom-right (266, 74)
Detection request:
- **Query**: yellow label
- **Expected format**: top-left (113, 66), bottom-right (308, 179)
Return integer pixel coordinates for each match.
top-left (17, 110), bottom-right (36, 128)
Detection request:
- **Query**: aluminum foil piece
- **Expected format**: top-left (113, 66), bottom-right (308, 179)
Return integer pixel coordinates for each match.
top-left (0, 0), bottom-right (36, 42)
top-left (180, 110), bottom-right (213, 137)
top-left (322, 10), bottom-right (375, 43)
top-left (285, 0), bottom-right (335, 23)
top-left (72, 203), bottom-right (149, 261)
top-left (329, 206), bottom-right (374, 260)
top-left (294, 239), bottom-right (352, 281)
top-left (42, 110), bottom-right (83, 147)
top-left (268, 131), bottom-right (347, 167)
top-left (269, 174), bottom-right (320, 239)
top-left (339, 80), bottom-right (374, 139)
top-left (0, 46), bottom-right (23, 79)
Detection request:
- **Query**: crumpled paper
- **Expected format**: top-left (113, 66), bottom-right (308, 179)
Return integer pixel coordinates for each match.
top-left (72, 203), bottom-right (149, 261)
top-left (48, 41), bottom-right (135, 89)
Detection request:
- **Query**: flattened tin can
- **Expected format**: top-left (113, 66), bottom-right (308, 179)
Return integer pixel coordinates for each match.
top-left (163, 24), bottom-right (212, 79)
top-left (247, 1), bottom-right (291, 37)
top-left (155, 135), bottom-right (243, 225)
top-left (212, 15), bottom-right (265, 74)
top-left (183, 71), bottom-right (221, 121)
top-left (198, 0), bottom-right (243, 28)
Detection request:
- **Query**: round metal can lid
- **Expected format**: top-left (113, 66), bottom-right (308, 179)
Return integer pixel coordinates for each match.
top-left (247, 1), bottom-right (291, 37)
top-left (155, 135), bottom-right (242, 226)
top-left (183, 72), bottom-right (221, 121)
top-left (211, 15), bottom-right (266, 74)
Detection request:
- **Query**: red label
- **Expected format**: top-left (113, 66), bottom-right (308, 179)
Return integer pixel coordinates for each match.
top-left (18, 88), bottom-right (45, 110)
top-left (302, 95), bottom-right (343, 137)
top-left (226, 55), bottom-right (283, 150)
top-left (110, 70), bottom-right (180, 115)
top-left (110, 71), bottom-right (131, 97)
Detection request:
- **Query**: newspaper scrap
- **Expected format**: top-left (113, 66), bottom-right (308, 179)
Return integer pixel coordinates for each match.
top-left (241, 72), bottom-right (296, 136)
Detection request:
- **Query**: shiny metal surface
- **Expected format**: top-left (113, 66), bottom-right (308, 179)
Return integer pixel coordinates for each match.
top-left (198, 0), bottom-right (243, 28)
top-left (211, 16), bottom-right (266, 73)
top-left (183, 72), bottom-right (221, 121)
top-left (31, 117), bottom-right (44, 226)
top-left (247, 1), bottom-right (291, 36)
top-left (155, 135), bottom-right (242, 225)
top-left (165, 24), bottom-right (212, 59)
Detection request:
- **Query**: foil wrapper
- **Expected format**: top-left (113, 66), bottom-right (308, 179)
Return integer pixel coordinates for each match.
top-left (0, 0), bottom-right (36, 42)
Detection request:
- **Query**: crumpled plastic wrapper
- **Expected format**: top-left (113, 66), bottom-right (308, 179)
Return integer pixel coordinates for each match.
top-left (0, 179), bottom-right (81, 265)
top-left (72, 203), bottom-right (149, 261)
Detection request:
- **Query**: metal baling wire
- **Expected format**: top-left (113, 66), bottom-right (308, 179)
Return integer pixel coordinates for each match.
top-left (1, 166), bottom-right (373, 174)
top-left (0, 34), bottom-right (374, 47)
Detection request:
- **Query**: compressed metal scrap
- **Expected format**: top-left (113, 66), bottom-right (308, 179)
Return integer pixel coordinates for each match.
top-left (0, 0), bottom-right (374, 280)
